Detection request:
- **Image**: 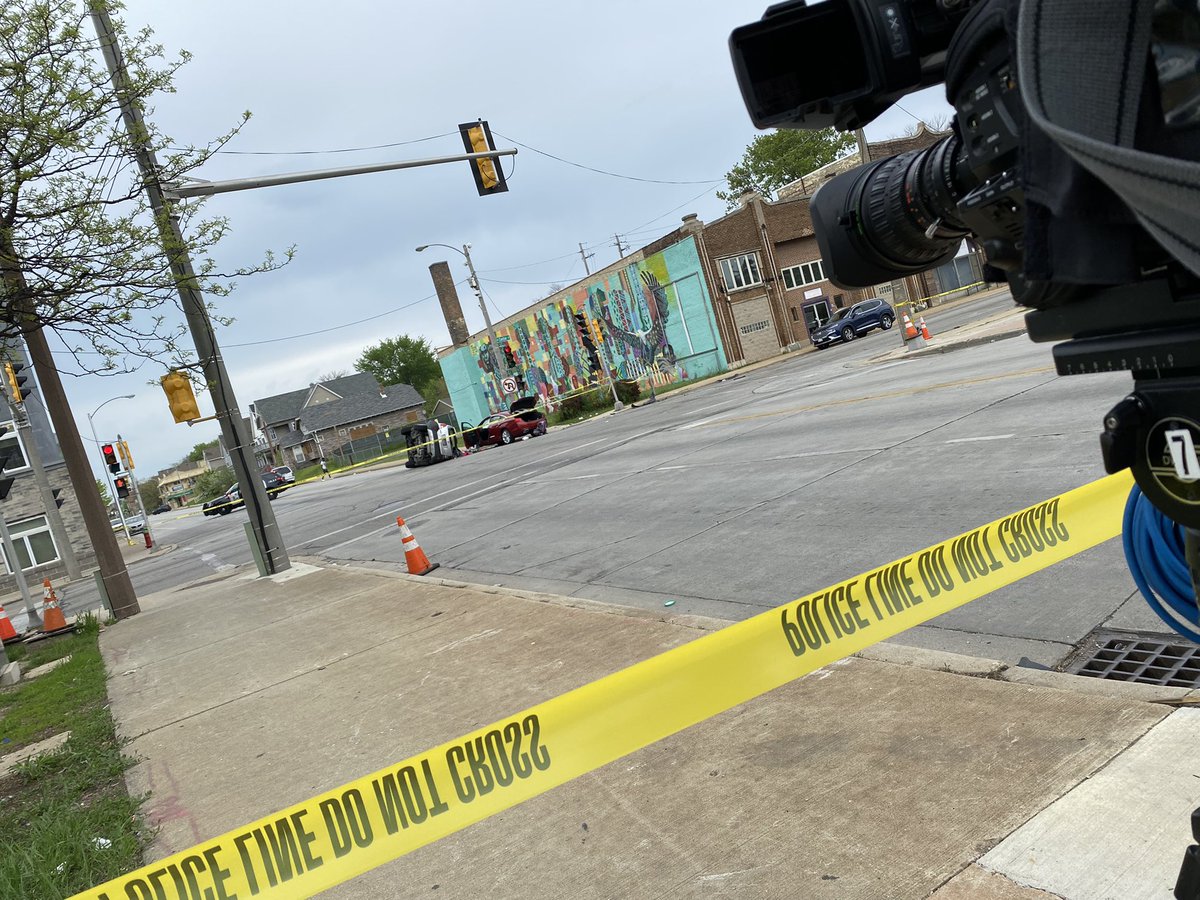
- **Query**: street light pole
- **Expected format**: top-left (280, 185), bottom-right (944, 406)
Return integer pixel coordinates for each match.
top-left (416, 243), bottom-right (512, 399)
top-left (87, 395), bottom-right (135, 544)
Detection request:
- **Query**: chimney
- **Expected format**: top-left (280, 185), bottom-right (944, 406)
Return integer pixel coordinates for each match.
top-left (430, 261), bottom-right (469, 348)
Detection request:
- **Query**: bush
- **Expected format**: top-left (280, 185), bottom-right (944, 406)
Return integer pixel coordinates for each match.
top-left (193, 466), bottom-right (237, 501)
top-left (614, 379), bottom-right (641, 405)
top-left (559, 395), bottom-right (586, 418)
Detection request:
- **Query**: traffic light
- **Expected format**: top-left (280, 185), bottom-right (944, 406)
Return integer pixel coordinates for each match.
top-left (102, 443), bottom-right (120, 474)
top-left (502, 343), bottom-right (517, 368)
top-left (160, 370), bottom-right (200, 423)
top-left (114, 475), bottom-right (130, 499)
top-left (4, 360), bottom-right (32, 405)
top-left (458, 120), bottom-right (508, 196)
top-left (118, 439), bottom-right (134, 471)
top-left (591, 319), bottom-right (605, 345)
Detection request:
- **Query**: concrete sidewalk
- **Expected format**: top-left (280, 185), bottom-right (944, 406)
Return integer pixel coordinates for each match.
top-left (97, 561), bottom-right (1200, 899)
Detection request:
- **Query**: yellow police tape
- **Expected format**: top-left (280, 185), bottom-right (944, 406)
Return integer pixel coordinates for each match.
top-left (74, 470), bottom-right (1134, 899)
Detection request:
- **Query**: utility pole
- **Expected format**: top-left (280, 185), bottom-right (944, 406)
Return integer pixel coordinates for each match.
top-left (0, 232), bottom-right (139, 618)
top-left (91, 5), bottom-right (289, 575)
top-left (418, 243), bottom-right (513, 400)
top-left (613, 234), bottom-right (628, 257)
top-left (463, 245), bottom-right (512, 393)
top-left (578, 242), bottom-right (594, 275)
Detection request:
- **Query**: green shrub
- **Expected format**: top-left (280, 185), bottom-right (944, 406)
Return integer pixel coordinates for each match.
top-left (559, 395), bottom-right (586, 418)
top-left (615, 379), bottom-right (641, 405)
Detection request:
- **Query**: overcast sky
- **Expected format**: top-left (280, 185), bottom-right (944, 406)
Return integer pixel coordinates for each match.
top-left (56, 0), bottom-right (953, 479)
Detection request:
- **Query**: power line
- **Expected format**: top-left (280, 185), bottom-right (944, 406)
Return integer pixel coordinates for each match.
top-left (493, 131), bottom-right (724, 186)
top-left (170, 132), bottom-right (457, 157)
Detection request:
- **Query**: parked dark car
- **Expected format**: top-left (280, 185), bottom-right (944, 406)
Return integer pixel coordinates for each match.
top-left (402, 420), bottom-right (461, 468)
top-left (810, 298), bottom-right (895, 348)
top-left (203, 473), bottom-right (288, 516)
top-left (461, 397), bottom-right (547, 450)
top-left (151, 503), bottom-right (171, 515)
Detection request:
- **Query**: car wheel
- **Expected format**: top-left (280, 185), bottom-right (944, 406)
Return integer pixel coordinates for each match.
top-left (841, 326), bottom-right (856, 342)
top-left (879, 314), bottom-right (894, 330)
top-left (535, 421), bottom-right (547, 436)
top-left (500, 429), bottom-right (513, 445)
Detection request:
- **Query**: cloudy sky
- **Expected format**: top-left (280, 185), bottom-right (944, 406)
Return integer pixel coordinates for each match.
top-left (56, 0), bottom-right (953, 478)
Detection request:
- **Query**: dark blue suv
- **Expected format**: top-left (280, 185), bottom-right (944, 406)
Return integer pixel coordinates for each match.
top-left (810, 298), bottom-right (896, 349)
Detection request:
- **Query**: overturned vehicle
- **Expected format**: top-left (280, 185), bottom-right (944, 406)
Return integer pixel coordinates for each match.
top-left (401, 420), bottom-right (461, 468)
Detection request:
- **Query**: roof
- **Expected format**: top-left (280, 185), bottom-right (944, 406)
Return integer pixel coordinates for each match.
top-left (296, 382), bottom-right (424, 432)
top-left (254, 374), bottom-right (424, 445)
top-left (252, 372), bottom-right (384, 427)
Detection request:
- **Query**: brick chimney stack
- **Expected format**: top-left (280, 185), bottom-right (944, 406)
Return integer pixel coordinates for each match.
top-left (430, 261), bottom-right (469, 348)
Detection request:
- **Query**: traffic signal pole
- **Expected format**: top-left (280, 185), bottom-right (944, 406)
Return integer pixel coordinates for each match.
top-left (118, 434), bottom-right (153, 548)
top-left (92, 6), bottom-right (289, 575)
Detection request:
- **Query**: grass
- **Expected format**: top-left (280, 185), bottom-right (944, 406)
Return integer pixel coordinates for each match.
top-left (0, 617), bottom-right (146, 899)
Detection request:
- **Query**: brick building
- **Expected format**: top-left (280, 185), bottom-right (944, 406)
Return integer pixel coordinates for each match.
top-left (0, 344), bottom-right (93, 594)
top-left (693, 124), bottom-right (967, 366)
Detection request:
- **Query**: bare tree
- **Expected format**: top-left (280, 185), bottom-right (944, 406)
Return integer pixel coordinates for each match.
top-left (0, 0), bottom-right (291, 375)
top-left (902, 114), bottom-right (952, 136)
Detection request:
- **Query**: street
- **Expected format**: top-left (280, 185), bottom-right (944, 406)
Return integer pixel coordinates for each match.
top-left (59, 291), bottom-right (1160, 667)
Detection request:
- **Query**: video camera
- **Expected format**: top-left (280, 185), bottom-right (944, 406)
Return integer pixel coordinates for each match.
top-left (730, 0), bottom-right (1200, 529)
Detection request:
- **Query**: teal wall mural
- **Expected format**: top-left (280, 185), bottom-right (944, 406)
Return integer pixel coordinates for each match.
top-left (440, 235), bottom-right (727, 426)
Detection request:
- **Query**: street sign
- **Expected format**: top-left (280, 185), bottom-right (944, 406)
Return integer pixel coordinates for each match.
top-left (501, 376), bottom-right (517, 394)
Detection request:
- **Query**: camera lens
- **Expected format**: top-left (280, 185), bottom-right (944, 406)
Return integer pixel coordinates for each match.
top-left (811, 135), bottom-right (977, 288)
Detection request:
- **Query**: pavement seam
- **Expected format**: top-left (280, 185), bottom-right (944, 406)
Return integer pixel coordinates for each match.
top-left (317, 562), bottom-right (1195, 705)
top-left (124, 608), bottom-right (469, 741)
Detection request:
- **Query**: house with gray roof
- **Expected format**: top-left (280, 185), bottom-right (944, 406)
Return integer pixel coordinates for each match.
top-left (251, 373), bottom-right (424, 468)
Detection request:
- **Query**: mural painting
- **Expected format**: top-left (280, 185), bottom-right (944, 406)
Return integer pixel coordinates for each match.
top-left (472, 267), bottom-right (686, 413)
top-left (441, 235), bottom-right (728, 424)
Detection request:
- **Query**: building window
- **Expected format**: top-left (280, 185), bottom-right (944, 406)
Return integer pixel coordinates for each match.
top-left (834, 294), bottom-right (845, 308)
top-left (0, 422), bottom-right (28, 473)
top-left (292, 446), bottom-right (305, 463)
top-left (719, 253), bottom-right (763, 291)
top-left (1, 515), bottom-right (60, 574)
top-left (789, 307), bottom-right (799, 321)
top-left (781, 260), bottom-right (826, 290)
top-left (738, 320), bottom-right (771, 335)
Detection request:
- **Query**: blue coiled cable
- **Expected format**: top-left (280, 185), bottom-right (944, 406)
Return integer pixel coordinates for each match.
top-left (1122, 484), bottom-right (1200, 642)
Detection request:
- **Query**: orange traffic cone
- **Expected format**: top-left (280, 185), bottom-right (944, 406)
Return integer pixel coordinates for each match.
top-left (396, 517), bottom-right (439, 576)
top-left (40, 578), bottom-right (68, 633)
top-left (0, 602), bottom-right (20, 644)
top-left (919, 316), bottom-right (932, 340)
top-left (902, 313), bottom-right (919, 339)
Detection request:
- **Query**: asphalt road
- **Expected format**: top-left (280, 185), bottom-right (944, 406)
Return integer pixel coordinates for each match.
top-left (59, 289), bottom-right (1162, 666)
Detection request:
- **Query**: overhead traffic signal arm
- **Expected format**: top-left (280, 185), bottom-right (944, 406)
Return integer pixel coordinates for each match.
top-left (458, 120), bottom-right (509, 196)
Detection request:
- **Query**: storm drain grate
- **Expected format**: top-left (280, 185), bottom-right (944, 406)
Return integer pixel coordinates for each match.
top-left (1070, 636), bottom-right (1200, 687)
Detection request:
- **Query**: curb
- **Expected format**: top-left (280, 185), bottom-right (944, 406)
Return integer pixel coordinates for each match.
top-left (867, 327), bottom-right (1028, 365)
top-left (304, 559), bottom-right (1190, 703)
top-left (858, 641), bottom-right (1198, 703)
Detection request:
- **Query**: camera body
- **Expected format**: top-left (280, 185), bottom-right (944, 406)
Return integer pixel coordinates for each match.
top-left (730, 0), bottom-right (1200, 526)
